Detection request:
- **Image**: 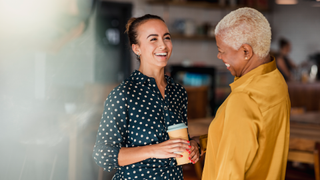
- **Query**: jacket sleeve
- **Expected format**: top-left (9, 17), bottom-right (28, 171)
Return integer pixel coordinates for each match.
top-left (92, 87), bottom-right (128, 172)
top-left (213, 92), bottom-right (261, 180)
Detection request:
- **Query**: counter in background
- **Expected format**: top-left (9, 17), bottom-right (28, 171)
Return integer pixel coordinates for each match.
top-left (288, 82), bottom-right (320, 112)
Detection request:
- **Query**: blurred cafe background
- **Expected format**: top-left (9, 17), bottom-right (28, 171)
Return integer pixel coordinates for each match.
top-left (0, 0), bottom-right (320, 180)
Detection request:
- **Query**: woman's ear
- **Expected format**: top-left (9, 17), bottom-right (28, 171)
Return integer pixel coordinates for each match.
top-left (132, 44), bottom-right (140, 56)
top-left (242, 44), bottom-right (253, 60)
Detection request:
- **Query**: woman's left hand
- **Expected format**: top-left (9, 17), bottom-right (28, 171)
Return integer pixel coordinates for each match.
top-left (187, 140), bottom-right (200, 164)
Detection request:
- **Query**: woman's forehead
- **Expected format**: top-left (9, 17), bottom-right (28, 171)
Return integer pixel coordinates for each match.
top-left (137, 19), bottom-right (169, 37)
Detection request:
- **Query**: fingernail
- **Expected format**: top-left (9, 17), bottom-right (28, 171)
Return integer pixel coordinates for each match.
top-left (181, 155), bottom-right (183, 157)
top-left (188, 145), bottom-right (191, 148)
top-left (188, 157), bottom-right (191, 160)
top-left (187, 141), bottom-right (190, 143)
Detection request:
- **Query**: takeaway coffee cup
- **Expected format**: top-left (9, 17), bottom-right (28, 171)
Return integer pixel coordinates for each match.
top-left (167, 123), bottom-right (190, 165)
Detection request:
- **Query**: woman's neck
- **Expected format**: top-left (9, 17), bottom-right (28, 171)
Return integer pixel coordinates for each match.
top-left (240, 55), bottom-right (272, 77)
top-left (138, 65), bottom-right (166, 87)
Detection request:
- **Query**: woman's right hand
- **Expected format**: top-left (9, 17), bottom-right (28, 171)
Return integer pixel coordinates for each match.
top-left (148, 139), bottom-right (191, 159)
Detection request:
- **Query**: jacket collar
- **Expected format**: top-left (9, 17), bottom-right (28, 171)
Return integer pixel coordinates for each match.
top-left (230, 57), bottom-right (277, 91)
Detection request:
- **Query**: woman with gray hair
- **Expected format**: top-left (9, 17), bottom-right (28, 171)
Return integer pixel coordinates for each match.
top-left (202, 7), bottom-right (290, 180)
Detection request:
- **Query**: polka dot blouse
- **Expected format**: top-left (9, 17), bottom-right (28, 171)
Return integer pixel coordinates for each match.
top-left (92, 70), bottom-right (189, 180)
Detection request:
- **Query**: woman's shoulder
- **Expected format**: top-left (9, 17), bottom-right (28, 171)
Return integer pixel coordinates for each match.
top-left (174, 81), bottom-right (186, 91)
top-left (166, 75), bottom-right (186, 90)
top-left (112, 72), bottom-right (139, 91)
top-left (106, 78), bottom-right (133, 99)
top-left (169, 80), bottom-right (188, 99)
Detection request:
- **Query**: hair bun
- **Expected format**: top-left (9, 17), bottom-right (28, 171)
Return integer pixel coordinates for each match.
top-left (125, 17), bottom-right (137, 34)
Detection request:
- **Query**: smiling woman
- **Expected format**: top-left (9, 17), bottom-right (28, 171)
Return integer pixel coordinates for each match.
top-left (202, 8), bottom-right (291, 180)
top-left (92, 14), bottom-right (200, 180)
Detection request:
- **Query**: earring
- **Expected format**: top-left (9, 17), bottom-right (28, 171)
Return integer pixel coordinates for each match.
top-left (245, 57), bottom-right (248, 60)
top-left (137, 54), bottom-right (140, 59)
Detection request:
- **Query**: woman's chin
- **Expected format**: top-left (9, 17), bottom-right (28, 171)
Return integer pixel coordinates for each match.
top-left (154, 56), bottom-right (169, 62)
top-left (154, 58), bottom-right (169, 67)
top-left (157, 62), bottom-right (168, 68)
top-left (229, 70), bottom-right (236, 77)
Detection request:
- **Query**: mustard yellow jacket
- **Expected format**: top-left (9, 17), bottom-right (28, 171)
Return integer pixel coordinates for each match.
top-left (202, 59), bottom-right (291, 180)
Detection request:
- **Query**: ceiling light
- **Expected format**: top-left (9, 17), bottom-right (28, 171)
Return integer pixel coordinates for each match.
top-left (276, 0), bottom-right (298, 5)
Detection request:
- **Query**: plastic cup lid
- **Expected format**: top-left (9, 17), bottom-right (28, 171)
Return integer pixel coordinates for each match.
top-left (167, 123), bottom-right (188, 132)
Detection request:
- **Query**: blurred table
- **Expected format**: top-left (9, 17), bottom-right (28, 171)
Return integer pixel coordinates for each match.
top-left (188, 117), bottom-right (213, 137)
top-left (289, 112), bottom-right (320, 152)
top-left (188, 113), bottom-right (320, 143)
top-left (291, 112), bottom-right (320, 125)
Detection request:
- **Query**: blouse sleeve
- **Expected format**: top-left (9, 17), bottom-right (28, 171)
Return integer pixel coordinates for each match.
top-left (92, 87), bottom-right (128, 172)
top-left (182, 88), bottom-right (188, 126)
top-left (181, 88), bottom-right (194, 141)
top-left (214, 92), bottom-right (261, 180)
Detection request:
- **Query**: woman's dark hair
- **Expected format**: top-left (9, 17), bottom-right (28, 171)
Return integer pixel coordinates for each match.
top-left (125, 14), bottom-right (165, 60)
top-left (279, 38), bottom-right (290, 49)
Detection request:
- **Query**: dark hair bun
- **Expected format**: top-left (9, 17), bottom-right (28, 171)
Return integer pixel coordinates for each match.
top-left (125, 17), bottom-right (137, 34)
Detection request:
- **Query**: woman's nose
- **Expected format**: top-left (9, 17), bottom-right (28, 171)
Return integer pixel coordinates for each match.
top-left (158, 40), bottom-right (166, 49)
top-left (217, 53), bottom-right (221, 59)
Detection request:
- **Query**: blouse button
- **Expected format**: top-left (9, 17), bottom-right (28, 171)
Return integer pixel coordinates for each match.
top-left (164, 106), bottom-right (168, 110)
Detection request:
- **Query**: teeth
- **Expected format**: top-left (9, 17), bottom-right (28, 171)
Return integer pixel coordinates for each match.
top-left (225, 63), bottom-right (230, 67)
top-left (155, 53), bottom-right (167, 56)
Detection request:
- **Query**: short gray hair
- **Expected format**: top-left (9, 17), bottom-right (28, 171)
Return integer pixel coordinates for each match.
top-left (215, 7), bottom-right (271, 59)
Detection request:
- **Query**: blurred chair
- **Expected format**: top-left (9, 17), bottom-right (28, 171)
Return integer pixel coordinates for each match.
top-left (287, 138), bottom-right (320, 180)
top-left (185, 86), bottom-right (209, 119)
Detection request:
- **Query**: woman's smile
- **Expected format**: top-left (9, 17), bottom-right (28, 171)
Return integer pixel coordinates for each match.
top-left (225, 63), bottom-right (230, 69)
top-left (154, 52), bottom-right (168, 60)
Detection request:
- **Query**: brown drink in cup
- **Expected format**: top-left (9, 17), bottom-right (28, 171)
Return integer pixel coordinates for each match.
top-left (167, 123), bottom-right (190, 165)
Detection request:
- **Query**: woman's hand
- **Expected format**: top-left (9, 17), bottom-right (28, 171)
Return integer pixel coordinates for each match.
top-left (148, 139), bottom-right (191, 159)
top-left (187, 140), bottom-right (200, 164)
top-left (118, 139), bottom-right (190, 166)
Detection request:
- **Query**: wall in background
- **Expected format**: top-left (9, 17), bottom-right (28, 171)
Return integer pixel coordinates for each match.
top-left (110, 0), bottom-right (320, 69)
top-left (270, 0), bottom-right (320, 64)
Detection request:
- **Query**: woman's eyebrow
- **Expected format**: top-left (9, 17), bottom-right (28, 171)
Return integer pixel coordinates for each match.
top-left (147, 34), bottom-right (158, 39)
top-left (164, 32), bottom-right (171, 37)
